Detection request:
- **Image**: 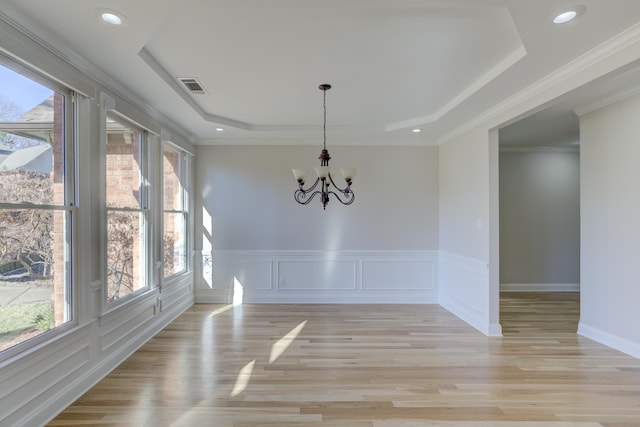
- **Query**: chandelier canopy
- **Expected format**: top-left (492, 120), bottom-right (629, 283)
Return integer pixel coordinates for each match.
top-left (292, 84), bottom-right (356, 210)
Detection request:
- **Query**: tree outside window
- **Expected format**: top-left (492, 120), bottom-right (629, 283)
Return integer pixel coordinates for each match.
top-left (0, 65), bottom-right (73, 352)
top-left (105, 115), bottom-right (148, 303)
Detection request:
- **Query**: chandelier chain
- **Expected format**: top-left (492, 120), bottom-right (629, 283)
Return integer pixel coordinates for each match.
top-left (323, 87), bottom-right (327, 150)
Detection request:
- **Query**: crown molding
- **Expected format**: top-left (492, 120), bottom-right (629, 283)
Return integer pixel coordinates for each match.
top-left (499, 145), bottom-right (579, 153)
top-left (386, 45), bottom-right (527, 132)
top-left (196, 135), bottom-right (438, 147)
top-left (138, 48), bottom-right (251, 131)
top-left (436, 21), bottom-right (640, 146)
top-left (574, 82), bottom-right (640, 117)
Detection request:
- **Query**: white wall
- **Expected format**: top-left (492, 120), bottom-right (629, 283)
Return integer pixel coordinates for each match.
top-left (438, 127), bottom-right (500, 335)
top-left (194, 145), bottom-right (440, 303)
top-left (578, 94), bottom-right (640, 358)
top-left (499, 150), bottom-right (580, 291)
top-left (438, 127), bottom-right (490, 261)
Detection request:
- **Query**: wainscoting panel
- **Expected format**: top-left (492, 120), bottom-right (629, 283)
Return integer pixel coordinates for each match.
top-left (99, 291), bottom-right (157, 352)
top-left (439, 251), bottom-right (493, 335)
top-left (0, 323), bottom-right (91, 426)
top-left (278, 260), bottom-right (356, 290)
top-left (159, 275), bottom-right (195, 315)
top-left (362, 260), bottom-right (435, 290)
top-left (213, 257), bottom-right (273, 290)
top-left (197, 250), bottom-right (438, 304)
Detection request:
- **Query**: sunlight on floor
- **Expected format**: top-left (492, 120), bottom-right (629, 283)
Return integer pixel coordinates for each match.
top-left (230, 359), bottom-right (255, 397)
top-left (269, 320), bottom-right (307, 364)
top-left (208, 304), bottom-right (233, 317)
top-left (208, 276), bottom-right (244, 317)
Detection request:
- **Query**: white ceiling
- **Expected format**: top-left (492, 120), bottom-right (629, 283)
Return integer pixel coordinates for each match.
top-left (4, 0), bottom-right (640, 146)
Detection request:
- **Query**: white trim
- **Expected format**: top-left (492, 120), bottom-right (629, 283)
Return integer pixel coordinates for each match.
top-left (574, 82), bottom-right (640, 116)
top-left (197, 250), bottom-right (438, 304)
top-left (386, 46), bottom-right (527, 132)
top-left (439, 251), bottom-right (489, 272)
top-left (437, 21), bottom-right (640, 146)
top-left (578, 322), bottom-right (640, 360)
top-left (196, 137), bottom-right (438, 147)
top-left (139, 48), bottom-right (251, 132)
top-left (499, 146), bottom-right (579, 153)
top-left (500, 283), bottom-right (580, 292)
top-left (438, 252), bottom-right (498, 336)
top-left (487, 323), bottom-right (503, 337)
top-left (439, 293), bottom-right (487, 334)
top-left (214, 249), bottom-right (437, 259)
top-left (234, 290), bottom-right (437, 304)
top-left (0, 13), bottom-right (95, 98)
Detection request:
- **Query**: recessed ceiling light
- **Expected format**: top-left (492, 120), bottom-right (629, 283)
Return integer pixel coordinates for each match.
top-left (102, 12), bottom-right (122, 25)
top-left (553, 10), bottom-right (577, 24)
top-left (553, 6), bottom-right (586, 24)
top-left (412, 128), bottom-right (422, 133)
top-left (215, 128), bottom-right (224, 132)
top-left (98, 9), bottom-right (127, 26)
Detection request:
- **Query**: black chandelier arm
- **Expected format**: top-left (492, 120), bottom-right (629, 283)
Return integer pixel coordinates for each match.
top-left (327, 189), bottom-right (355, 205)
top-left (294, 177), bottom-right (323, 205)
top-left (327, 172), bottom-right (352, 193)
top-left (297, 177), bottom-right (321, 194)
top-left (294, 189), bottom-right (323, 205)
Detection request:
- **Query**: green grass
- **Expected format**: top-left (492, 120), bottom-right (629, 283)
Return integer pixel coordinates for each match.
top-left (0, 301), bottom-right (53, 338)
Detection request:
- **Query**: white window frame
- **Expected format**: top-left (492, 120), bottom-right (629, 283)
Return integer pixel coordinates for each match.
top-left (102, 110), bottom-right (152, 309)
top-left (0, 58), bottom-right (77, 359)
top-left (161, 142), bottom-right (190, 283)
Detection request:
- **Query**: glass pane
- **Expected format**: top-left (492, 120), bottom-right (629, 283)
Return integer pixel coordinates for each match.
top-left (0, 65), bottom-right (65, 205)
top-left (0, 209), bottom-right (71, 352)
top-left (163, 147), bottom-right (183, 211)
top-left (107, 210), bottom-right (146, 302)
top-left (106, 115), bottom-right (143, 209)
top-left (163, 212), bottom-right (186, 277)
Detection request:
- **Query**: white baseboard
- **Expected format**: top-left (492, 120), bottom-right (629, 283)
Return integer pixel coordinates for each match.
top-left (439, 293), bottom-right (488, 335)
top-left (501, 283), bottom-right (580, 292)
top-left (578, 322), bottom-right (640, 359)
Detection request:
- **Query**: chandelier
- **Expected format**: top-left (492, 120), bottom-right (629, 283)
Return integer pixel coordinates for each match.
top-left (292, 84), bottom-right (356, 210)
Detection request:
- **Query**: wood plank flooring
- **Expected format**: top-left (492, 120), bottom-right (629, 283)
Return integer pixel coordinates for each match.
top-left (49, 293), bottom-right (640, 426)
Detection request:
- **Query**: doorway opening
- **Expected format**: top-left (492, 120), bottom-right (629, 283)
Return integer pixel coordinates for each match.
top-left (497, 107), bottom-right (581, 335)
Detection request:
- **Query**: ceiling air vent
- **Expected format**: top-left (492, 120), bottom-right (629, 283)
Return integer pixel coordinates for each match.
top-left (178, 77), bottom-right (206, 94)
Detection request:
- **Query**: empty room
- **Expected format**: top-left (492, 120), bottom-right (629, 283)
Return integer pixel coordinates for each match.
top-left (2, 1), bottom-right (640, 426)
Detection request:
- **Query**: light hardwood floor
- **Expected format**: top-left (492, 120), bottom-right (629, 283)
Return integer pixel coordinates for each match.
top-left (49, 293), bottom-right (640, 426)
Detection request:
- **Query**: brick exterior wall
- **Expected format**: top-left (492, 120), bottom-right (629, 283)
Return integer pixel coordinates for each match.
top-left (105, 128), bottom-right (144, 301)
top-left (52, 94), bottom-right (65, 326)
top-left (50, 107), bottom-right (153, 314)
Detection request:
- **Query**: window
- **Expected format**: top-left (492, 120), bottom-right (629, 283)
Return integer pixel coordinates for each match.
top-left (105, 114), bottom-right (149, 304)
top-left (162, 145), bottom-right (188, 279)
top-left (0, 63), bottom-right (74, 352)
